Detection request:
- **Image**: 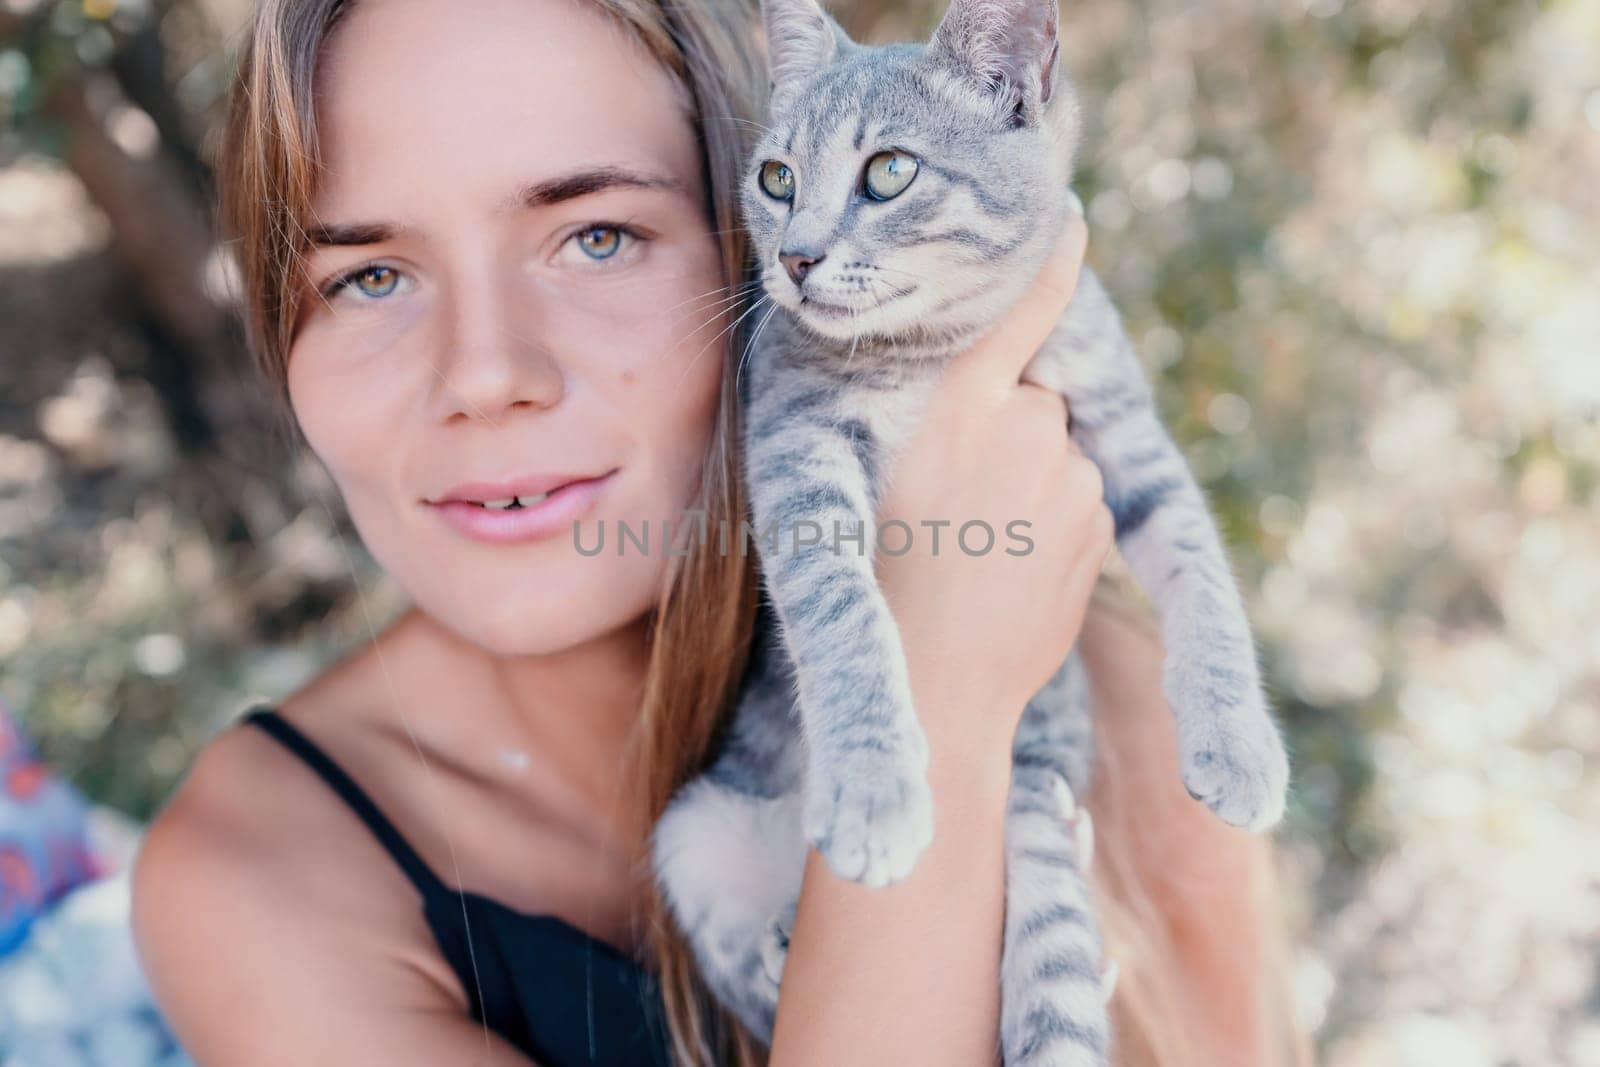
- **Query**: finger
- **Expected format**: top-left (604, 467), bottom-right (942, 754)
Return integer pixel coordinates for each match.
top-left (1062, 503), bottom-right (1115, 617)
top-left (1011, 379), bottom-right (1072, 448)
top-left (956, 218), bottom-right (1085, 389)
top-left (1057, 524), bottom-right (1106, 645)
top-left (1069, 451), bottom-right (1107, 509)
top-left (1089, 505), bottom-right (1115, 572)
top-left (950, 205), bottom-right (1088, 392)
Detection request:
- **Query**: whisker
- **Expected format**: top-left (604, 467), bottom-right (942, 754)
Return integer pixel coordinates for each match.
top-left (659, 298), bottom-right (758, 362)
top-left (654, 288), bottom-right (762, 338)
top-left (652, 285), bottom-right (771, 362)
top-left (707, 114), bottom-right (775, 135)
top-left (661, 305), bottom-right (750, 353)
top-left (735, 301), bottom-right (781, 397)
top-left (628, 274), bottom-right (761, 318)
top-left (673, 293), bottom-right (772, 392)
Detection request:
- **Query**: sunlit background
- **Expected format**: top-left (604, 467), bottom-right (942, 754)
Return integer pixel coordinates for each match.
top-left (1, 0), bottom-right (1598, 1062)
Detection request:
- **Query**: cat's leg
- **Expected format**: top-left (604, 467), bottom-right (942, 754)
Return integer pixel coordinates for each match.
top-left (651, 616), bottom-right (808, 1044)
top-left (1002, 650), bottom-right (1113, 1066)
top-left (1036, 270), bottom-right (1290, 831)
top-left (744, 387), bottom-right (935, 887)
top-left (653, 776), bottom-right (803, 1043)
top-left (718, 651), bottom-right (1111, 1056)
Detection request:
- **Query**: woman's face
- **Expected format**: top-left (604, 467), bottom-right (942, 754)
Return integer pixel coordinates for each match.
top-left (289, 0), bottom-right (728, 657)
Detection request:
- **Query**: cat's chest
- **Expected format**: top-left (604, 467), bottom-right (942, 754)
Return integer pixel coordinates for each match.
top-left (750, 316), bottom-right (943, 457)
top-left (828, 376), bottom-right (938, 463)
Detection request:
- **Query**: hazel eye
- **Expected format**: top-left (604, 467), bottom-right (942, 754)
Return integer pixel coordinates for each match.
top-left (760, 160), bottom-right (795, 201)
top-left (577, 226), bottom-right (622, 259)
top-left (318, 261), bottom-right (413, 307)
top-left (864, 150), bottom-right (919, 201)
top-left (352, 265), bottom-right (399, 297)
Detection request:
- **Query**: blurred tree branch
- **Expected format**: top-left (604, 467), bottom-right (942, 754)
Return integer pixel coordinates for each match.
top-left (44, 74), bottom-right (230, 447)
top-left (107, 17), bottom-right (211, 196)
top-left (4, 5), bottom-right (304, 553)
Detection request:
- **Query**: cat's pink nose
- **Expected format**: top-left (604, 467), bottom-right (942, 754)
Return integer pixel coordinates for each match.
top-left (779, 250), bottom-right (824, 286)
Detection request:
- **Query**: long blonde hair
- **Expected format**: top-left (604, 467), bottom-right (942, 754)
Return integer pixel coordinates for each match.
top-left (216, 2), bottom-right (1299, 1064)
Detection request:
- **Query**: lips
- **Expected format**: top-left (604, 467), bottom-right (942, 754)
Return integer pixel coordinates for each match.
top-left (430, 470), bottom-right (615, 506)
top-left (426, 469), bottom-right (620, 545)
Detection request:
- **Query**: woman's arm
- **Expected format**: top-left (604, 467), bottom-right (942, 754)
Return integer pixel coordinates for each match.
top-left (1078, 587), bottom-right (1302, 1067)
top-left (766, 219), bottom-right (1105, 1065)
top-left (767, 584), bottom-right (1300, 1067)
top-left (764, 654), bottom-right (1018, 1065)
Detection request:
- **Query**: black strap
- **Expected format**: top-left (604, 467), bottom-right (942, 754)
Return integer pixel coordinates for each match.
top-left (242, 706), bottom-right (447, 901)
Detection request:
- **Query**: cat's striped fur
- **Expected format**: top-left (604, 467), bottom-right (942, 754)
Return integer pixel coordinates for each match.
top-left (653, 0), bottom-right (1290, 1060)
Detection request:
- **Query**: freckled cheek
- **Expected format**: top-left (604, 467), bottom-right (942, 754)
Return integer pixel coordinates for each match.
top-left (555, 268), bottom-right (731, 393)
top-left (549, 297), bottom-right (721, 435)
top-left (553, 295), bottom-right (722, 519)
top-left (610, 305), bottom-right (727, 392)
top-left (285, 352), bottom-right (420, 585)
top-left (285, 319), bottom-right (424, 502)
top-left (637, 326), bottom-right (724, 520)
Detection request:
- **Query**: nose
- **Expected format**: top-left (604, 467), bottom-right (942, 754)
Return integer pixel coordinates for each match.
top-left (435, 269), bottom-right (563, 423)
top-left (779, 250), bottom-right (825, 286)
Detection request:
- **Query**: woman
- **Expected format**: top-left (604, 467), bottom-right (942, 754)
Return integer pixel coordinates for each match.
top-left (129, 0), bottom-right (1305, 1063)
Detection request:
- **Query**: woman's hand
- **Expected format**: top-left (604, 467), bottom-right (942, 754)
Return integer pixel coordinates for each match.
top-left (875, 207), bottom-right (1111, 758)
top-left (770, 202), bottom-right (1109, 1067)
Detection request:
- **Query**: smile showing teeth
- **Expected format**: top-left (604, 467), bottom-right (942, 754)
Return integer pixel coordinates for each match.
top-left (430, 470), bottom-right (617, 545)
top-left (476, 493), bottom-right (551, 510)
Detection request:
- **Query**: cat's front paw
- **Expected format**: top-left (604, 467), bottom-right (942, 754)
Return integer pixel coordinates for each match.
top-left (804, 748), bottom-right (934, 888)
top-left (1168, 664), bottom-right (1289, 831)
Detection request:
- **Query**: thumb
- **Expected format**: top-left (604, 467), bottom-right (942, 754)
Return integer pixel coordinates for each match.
top-left (949, 198), bottom-right (1088, 393)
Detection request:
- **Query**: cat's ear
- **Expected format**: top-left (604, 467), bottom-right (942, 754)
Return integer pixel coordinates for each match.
top-left (927, 0), bottom-right (1061, 126)
top-left (761, 0), bottom-right (850, 115)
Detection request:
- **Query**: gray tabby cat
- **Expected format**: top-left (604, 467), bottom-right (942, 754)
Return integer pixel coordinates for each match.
top-left (653, 0), bottom-right (1291, 1060)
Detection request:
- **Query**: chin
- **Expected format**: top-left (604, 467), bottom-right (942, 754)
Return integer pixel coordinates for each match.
top-left (442, 602), bottom-right (623, 660)
top-left (410, 564), bottom-right (655, 661)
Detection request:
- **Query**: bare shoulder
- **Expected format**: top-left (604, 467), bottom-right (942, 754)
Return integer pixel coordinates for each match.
top-left (130, 703), bottom-right (481, 1065)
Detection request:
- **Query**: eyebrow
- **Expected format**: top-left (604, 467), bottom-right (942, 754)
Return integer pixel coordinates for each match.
top-left (513, 164), bottom-right (686, 209)
top-left (308, 221), bottom-right (398, 247)
top-left (307, 165), bottom-right (688, 248)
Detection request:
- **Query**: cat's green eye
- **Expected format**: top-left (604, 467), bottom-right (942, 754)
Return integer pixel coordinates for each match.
top-left (760, 160), bottom-right (795, 201)
top-left (864, 150), bottom-right (919, 201)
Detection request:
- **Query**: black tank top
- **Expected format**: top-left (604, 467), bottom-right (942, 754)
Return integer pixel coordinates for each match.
top-left (242, 705), bottom-right (672, 1066)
